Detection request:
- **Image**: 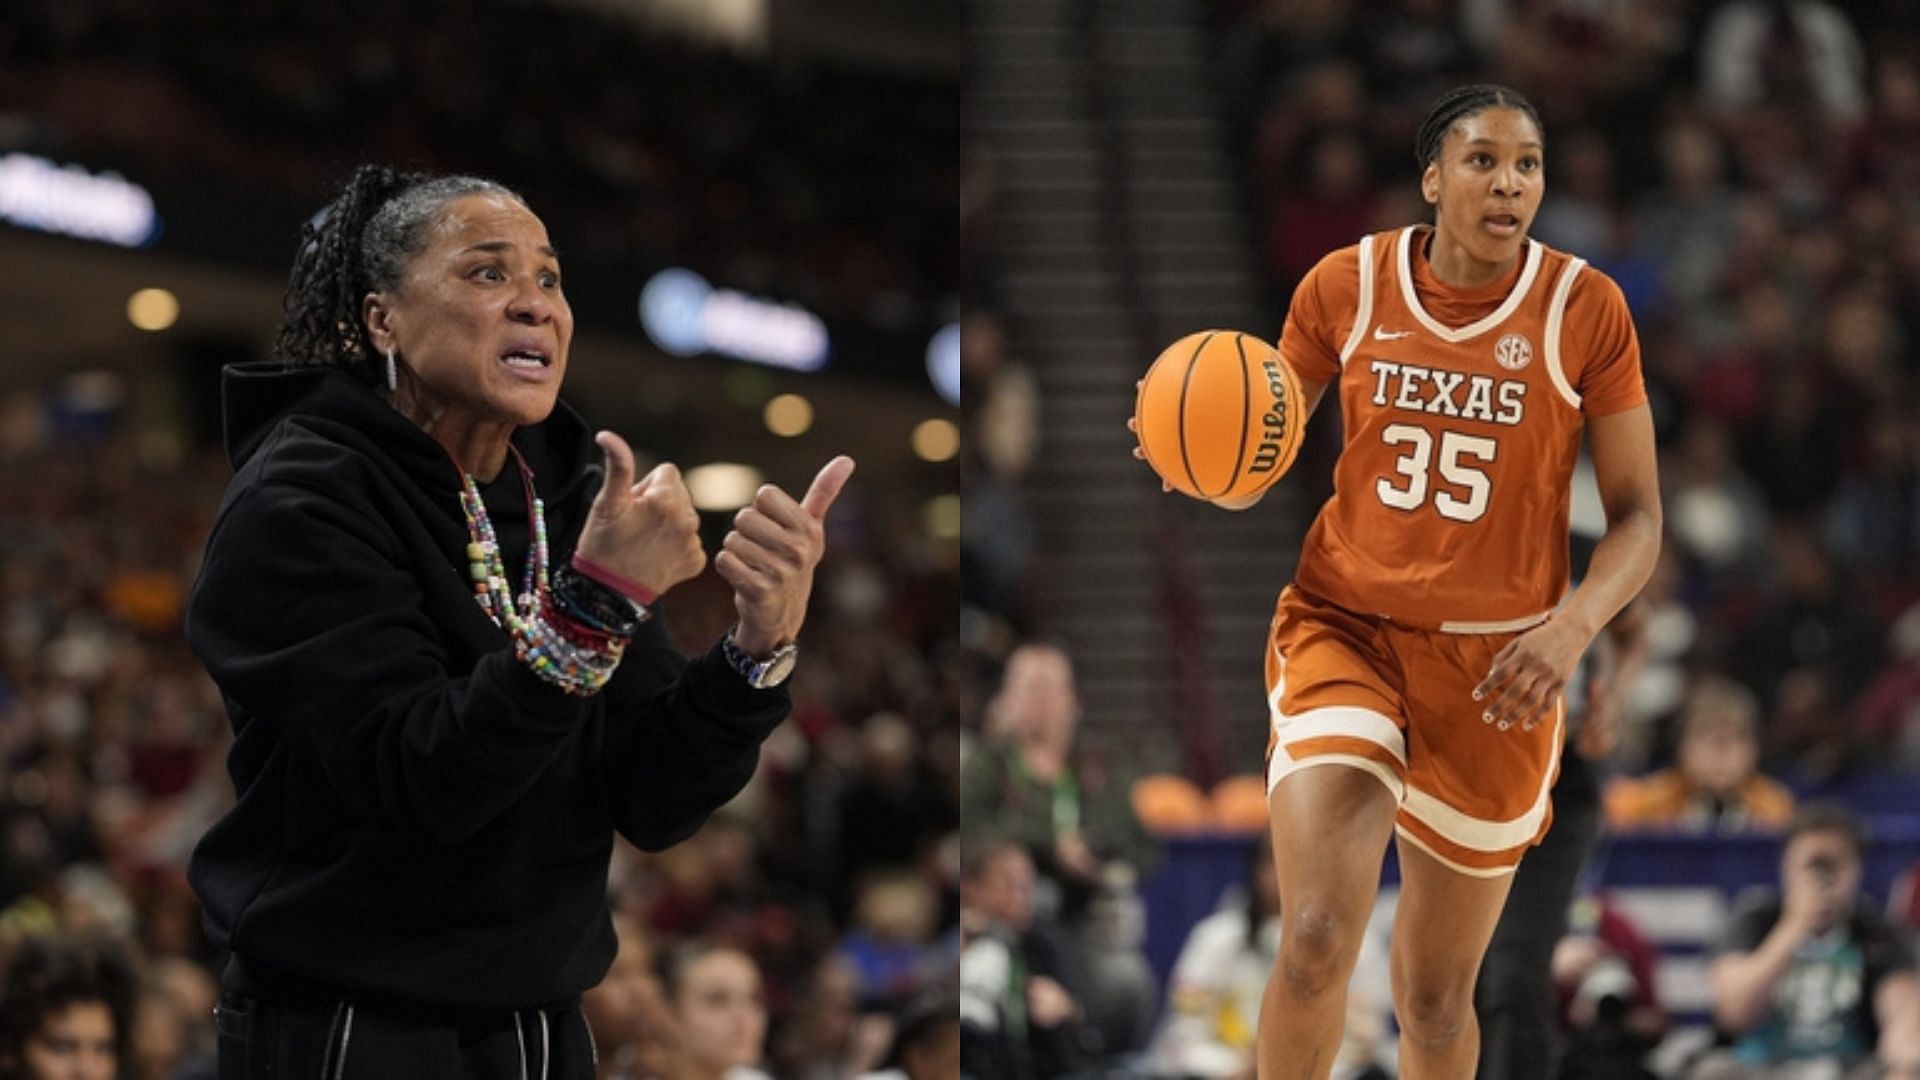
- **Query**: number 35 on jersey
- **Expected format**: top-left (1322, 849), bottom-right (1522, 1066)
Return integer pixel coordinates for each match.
top-left (1366, 358), bottom-right (1528, 525)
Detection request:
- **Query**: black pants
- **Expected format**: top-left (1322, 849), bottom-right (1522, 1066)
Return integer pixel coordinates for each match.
top-left (1475, 750), bottom-right (1602, 1080)
top-left (214, 990), bottom-right (597, 1080)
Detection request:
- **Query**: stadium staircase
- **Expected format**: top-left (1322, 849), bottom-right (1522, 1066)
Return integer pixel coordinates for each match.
top-left (971, 0), bottom-right (1308, 777)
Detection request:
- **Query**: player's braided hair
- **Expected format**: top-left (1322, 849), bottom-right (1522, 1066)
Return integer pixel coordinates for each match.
top-left (275, 164), bottom-right (523, 384)
top-left (1414, 84), bottom-right (1544, 169)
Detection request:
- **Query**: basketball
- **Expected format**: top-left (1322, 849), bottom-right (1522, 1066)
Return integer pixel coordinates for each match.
top-left (1133, 330), bottom-right (1305, 502)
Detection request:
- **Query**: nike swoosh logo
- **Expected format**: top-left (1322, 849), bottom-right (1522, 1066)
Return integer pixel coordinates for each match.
top-left (1373, 325), bottom-right (1413, 341)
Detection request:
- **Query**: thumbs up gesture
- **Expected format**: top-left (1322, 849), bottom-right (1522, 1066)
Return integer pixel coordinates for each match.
top-left (716, 456), bottom-right (856, 657)
top-left (574, 431), bottom-right (708, 598)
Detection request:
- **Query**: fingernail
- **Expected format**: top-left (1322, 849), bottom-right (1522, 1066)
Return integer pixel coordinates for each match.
top-left (1497, 720), bottom-right (1511, 731)
top-left (1482, 712), bottom-right (1493, 723)
top-left (1472, 689), bottom-right (1482, 701)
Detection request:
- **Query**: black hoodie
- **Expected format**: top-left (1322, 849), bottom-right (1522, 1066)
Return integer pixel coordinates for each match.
top-left (186, 363), bottom-right (787, 1015)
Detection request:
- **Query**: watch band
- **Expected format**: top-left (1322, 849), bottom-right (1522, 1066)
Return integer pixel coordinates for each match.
top-left (721, 626), bottom-right (798, 689)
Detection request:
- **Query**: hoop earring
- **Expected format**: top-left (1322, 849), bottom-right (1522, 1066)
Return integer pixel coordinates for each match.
top-left (384, 348), bottom-right (398, 393)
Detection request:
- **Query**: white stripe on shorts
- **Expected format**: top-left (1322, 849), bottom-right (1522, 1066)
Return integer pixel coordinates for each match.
top-left (1268, 752), bottom-right (1405, 801)
top-left (1398, 697), bottom-right (1564, 852)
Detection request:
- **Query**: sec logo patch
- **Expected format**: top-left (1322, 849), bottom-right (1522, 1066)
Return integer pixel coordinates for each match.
top-left (1494, 333), bottom-right (1533, 371)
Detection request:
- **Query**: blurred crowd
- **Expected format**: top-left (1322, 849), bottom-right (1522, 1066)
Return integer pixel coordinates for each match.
top-left (0, 365), bottom-right (960, 1077)
top-left (0, 0), bottom-right (955, 323)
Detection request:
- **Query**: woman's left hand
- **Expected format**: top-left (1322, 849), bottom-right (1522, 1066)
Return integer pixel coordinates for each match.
top-left (716, 456), bottom-right (856, 657)
top-left (1473, 618), bottom-right (1591, 733)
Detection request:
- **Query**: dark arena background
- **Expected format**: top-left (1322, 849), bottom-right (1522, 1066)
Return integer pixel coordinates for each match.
top-left (0, 2), bottom-right (959, 1077)
top-left (962, 0), bottom-right (1920, 1077)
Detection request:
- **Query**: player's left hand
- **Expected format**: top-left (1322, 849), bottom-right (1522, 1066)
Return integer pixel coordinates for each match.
top-left (717, 455), bottom-right (856, 657)
top-left (1474, 618), bottom-right (1590, 733)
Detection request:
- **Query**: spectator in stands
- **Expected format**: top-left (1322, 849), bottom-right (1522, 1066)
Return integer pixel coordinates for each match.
top-left (767, 955), bottom-right (893, 1080)
top-left (959, 641), bottom-right (1160, 1054)
top-left (961, 643), bottom-right (1159, 918)
top-left (1150, 838), bottom-right (1392, 1079)
top-left (837, 712), bottom-right (949, 915)
top-left (147, 958), bottom-right (216, 1079)
top-left (958, 312), bottom-right (1039, 634)
top-left (1548, 895), bottom-right (1666, 1080)
top-left (129, 978), bottom-right (189, 1080)
top-left (862, 989), bottom-right (960, 1080)
top-left (1664, 418), bottom-right (1772, 586)
top-left (835, 870), bottom-right (940, 1009)
top-left (1701, 803), bottom-right (1920, 1078)
top-left (1604, 675), bottom-right (1796, 832)
top-left (661, 942), bottom-right (773, 1080)
top-left (1824, 407), bottom-right (1920, 582)
top-left (582, 913), bottom-right (684, 1080)
top-left (0, 933), bottom-right (138, 1080)
top-left (1699, 0), bottom-right (1869, 121)
top-left (1733, 526), bottom-right (1883, 735)
top-left (1631, 117), bottom-right (1739, 310)
top-left (958, 834), bottom-right (1091, 1079)
top-left (1856, 602), bottom-right (1920, 771)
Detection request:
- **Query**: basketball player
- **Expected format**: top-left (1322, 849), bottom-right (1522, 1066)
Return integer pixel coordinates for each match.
top-left (1204, 86), bottom-right (1661, 1077)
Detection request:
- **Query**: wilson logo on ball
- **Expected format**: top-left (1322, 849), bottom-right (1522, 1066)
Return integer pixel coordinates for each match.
top-left (1250, 358), bottom-right (1292, 475)
top-left (1134, 330), bottom-right (1305, 502)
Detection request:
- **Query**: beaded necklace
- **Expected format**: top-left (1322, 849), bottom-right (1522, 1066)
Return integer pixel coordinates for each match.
top-left (457, 444), bottom-right (549, 632)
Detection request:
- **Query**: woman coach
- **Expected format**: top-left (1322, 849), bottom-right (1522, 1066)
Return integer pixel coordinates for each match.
top-left (187, 165), bottom-right (852, 1076)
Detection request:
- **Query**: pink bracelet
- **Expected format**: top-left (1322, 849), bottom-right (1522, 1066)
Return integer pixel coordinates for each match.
top-left (570, 552), bottom-right (659, 605)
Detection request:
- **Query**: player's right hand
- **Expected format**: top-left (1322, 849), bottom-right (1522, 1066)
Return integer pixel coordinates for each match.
top-left (1126, 413), bottom-right (1174, 494)
top-left (576, 430), bottom-right (708, 597)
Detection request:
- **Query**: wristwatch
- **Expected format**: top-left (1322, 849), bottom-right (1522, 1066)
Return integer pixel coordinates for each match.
top-left (721, 626), bottom-right (798, 689)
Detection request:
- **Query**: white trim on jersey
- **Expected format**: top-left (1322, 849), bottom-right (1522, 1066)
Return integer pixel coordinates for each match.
top-left (1398, 696), bottom-right (1563, 852)
top-left (1338, 233), bottom-right (1377, 366)
top-left (1394, 226), bottom-right (1544, 343)
top-left (1543, 257), bottom-right (1587, 409)
top-left (1393, 826), bottom-right (1519, 878)
top-left (1437, 610), bottom-right (1551, 634)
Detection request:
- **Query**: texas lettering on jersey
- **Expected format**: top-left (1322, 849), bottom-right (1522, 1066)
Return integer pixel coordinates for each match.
top-left (1366, 358), bottom-right (1526, 427)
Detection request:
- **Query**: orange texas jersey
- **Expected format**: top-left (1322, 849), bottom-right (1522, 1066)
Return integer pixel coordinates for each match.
top-left (1279, 225), bottom-right (1646, 631)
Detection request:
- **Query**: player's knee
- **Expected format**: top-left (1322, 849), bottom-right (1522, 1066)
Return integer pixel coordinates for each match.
top-left (1277, 905), bottom-right (1352, 999)
top-left (1396, 977), bottom-right (1472, 1047)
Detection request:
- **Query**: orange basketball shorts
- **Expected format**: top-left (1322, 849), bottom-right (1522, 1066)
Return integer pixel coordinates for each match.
top-left (1264, 585), bottom-right (1564, 876)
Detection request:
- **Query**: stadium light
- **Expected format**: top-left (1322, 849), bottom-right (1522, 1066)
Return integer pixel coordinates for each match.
top-left (0, 153), bottom-right (160, 247)
top-left (911, 418), bottom-right (958, 462)
top-left (127, 288), bottom-right (179, 332)
top-left (764, 394), bottom-right (814, 437)
top-left (640, 268), bottom-right (830, 372)
top-left (686, 462), bottom-right (764, 511)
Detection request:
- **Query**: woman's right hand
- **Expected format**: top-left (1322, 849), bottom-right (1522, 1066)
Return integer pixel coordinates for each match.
top-left (575, 430), bottom-right (707, 597)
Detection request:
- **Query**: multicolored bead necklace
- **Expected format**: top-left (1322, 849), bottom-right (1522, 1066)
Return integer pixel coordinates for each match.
top-left (457, 445), bottom-right (549, 632)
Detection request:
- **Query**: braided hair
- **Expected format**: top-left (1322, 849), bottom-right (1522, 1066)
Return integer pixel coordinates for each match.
top-left (275, 165), bottom-right (523, 384)
top-left (1414, 84), bottom-right (1545, 169)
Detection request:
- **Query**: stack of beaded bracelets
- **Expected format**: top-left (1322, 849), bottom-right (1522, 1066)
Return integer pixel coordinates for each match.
top-left (511, 600), bottom-right (623, 695)
top-left (509, 558), bottom-right (655, 697)
top-left (511, 591), bottom-right (626, 696)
